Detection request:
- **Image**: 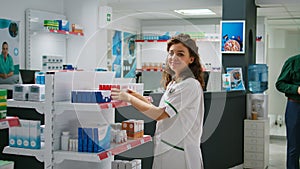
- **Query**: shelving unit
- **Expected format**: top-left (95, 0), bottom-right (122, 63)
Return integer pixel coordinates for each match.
top-left (135, 39), bottom-right (167, 91)
top-left (4, 71), bottom-right (151, 169)
top-left (48, 29), bottom-right (84, 36)
top-left (25, 9), bottom-right (84, 70)
top-left (25, 9), bottom-right (66, 70)
top-left (0, 117), bottom-right (20, 129)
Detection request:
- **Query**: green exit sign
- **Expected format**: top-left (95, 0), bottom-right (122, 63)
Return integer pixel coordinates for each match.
top-left (107, 14), bottom-right (111, 22)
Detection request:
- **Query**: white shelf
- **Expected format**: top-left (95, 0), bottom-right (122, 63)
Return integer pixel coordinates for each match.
top-left (54, 97), bottom-right (152, 115)
top-left (137, 68), bottom-right (163, 72)
top-left (30, 29), bottom-right (84, 36)
top-left (54, 100), bottom-right (131, 115)
top-left (0, 116), bottom-right (20, 129)
top-left (99, 135), bottom-right (152, 160)
top-left (54, 135), bottom-right (152, 163)
top-left (54, 151), bottom-right (102, 163)
top-left (135, 40), bottom-right (168, 42)
top-left (3, 142), bottom-right (45, 162)
top-left (48, 29), bottom-right (84, 36)
top-left (7, 99), bottom-right (45, 114)
top-left (196, 38), bottom-right (220, 42)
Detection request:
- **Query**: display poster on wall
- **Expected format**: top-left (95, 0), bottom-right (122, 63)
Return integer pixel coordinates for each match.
top-left (122, 32), bottom-right (136, 78)
top-left (0, 18), bottom-right (20, 84)
top-left (111, 30), bottom-right (122, 78)
top-left (220, 20), bottom-right (245, 54)
top-left (226, 67), bottom-right (245, 91)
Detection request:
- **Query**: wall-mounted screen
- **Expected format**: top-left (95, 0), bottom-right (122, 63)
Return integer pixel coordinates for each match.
top-left (220, 20), bottom-right (245, 54)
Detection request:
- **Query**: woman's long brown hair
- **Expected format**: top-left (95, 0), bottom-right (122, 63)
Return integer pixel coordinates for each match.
top-left (161, 33), bottom-right (205, 89)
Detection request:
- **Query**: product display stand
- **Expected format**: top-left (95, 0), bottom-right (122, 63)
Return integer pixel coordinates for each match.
top-left (3, 71), bottom-right (151, 169)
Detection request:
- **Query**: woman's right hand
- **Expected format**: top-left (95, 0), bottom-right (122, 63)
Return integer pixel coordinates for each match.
top-left (111, 88), bottom-right (132, 102)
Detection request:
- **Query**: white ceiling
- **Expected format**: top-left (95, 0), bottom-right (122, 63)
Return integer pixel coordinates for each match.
top-left (106, 0), bottom-right (300, 30)
top-left (257, 0), bottom-right (300, 31)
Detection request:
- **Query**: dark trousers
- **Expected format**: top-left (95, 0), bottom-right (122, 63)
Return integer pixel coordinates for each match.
top-left (285, 100), bottom-right (300, 169)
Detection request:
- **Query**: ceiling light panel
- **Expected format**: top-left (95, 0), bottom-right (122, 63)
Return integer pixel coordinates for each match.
top-left (174, 9), bottom-right (216, 15)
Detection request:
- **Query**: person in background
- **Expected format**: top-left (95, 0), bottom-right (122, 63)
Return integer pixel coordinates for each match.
top-left (276, 53), bottom-right (300, 169)
top-left (111, 33), bottom-right (205, 169)
top-left (0, 42), bottom-right (14, 79)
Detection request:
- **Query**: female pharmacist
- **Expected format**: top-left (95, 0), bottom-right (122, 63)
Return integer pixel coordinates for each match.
top-left (0, 42), bottom-right (15, 80)
top-left (111, 33), bottom-right (205, 169)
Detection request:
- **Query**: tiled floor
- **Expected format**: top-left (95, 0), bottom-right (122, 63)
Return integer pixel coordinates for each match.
top-left (269, 120), bottom-right (287, 169)
top-left (269, 137), bottom-right (286, 169)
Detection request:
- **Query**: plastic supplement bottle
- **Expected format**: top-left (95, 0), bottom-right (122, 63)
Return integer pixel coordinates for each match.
top-left (61, 131), bottom-right (70, 151)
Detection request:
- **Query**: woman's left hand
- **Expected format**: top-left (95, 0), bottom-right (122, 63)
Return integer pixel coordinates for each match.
top-left (111, 88), bottom-right (132, 102)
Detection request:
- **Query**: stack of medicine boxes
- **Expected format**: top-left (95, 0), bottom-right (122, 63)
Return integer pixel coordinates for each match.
top-left (121, 120), bottom-right (144, 139)
top-left (111, 159), bottom-right (142, 169)
top-left (0, 89), bottom-right (7, 119)
top-left (77, 125), bottom-right (111, 153)
top-left (42, 55), bottom-right (63, 71)
top-left (9, 119), bottom-right (41, 149)
top-left (13, 84), bottom-right (45, 102)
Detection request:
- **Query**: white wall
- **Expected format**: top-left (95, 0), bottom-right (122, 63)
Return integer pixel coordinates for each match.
top-left (63, 0), bottom-right (100, 70)
top-left (256, 17), bottom-right (266, 63)
top-left (0, 0), bottom-right (64, 69)
top-left (63, 0), bottom-right (140, 70)
top-left (267, 28), bottom-right (300, 117)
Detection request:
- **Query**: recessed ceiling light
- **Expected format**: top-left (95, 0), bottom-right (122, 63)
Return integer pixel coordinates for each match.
top-left (174, 9), bottom-right (216, 16)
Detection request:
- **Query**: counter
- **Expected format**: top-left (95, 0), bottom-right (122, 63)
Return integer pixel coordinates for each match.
top-left (202, 90), bottom-right (246, 168)
top-left (115, 90), bottom-right (246, 169)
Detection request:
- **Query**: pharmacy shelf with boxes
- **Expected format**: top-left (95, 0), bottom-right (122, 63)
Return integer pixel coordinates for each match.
top-left (0, 89), bottom-right (21, 130)
top-left (3, 71), bottom-right (152, 169)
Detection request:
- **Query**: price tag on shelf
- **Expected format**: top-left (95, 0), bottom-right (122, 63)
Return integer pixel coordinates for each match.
top-left (140, 139), bottom-right (145, 144)
top-left (126, 144), bottom-right (131, 150)
top-left (0, 121), bottom-right (9, 129)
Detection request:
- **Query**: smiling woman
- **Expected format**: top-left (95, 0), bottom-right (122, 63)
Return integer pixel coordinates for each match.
top-left (111, 33), bottom-right (205, 169)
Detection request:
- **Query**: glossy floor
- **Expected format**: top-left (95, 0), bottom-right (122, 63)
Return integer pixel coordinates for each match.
top-left (269, 120), bottom-right (287, 169)
top-left (268, 137), bottom-right (286, 169)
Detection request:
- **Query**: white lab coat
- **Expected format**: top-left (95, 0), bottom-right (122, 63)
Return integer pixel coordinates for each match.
top-left (152, 78), bottom-right (204, 169)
